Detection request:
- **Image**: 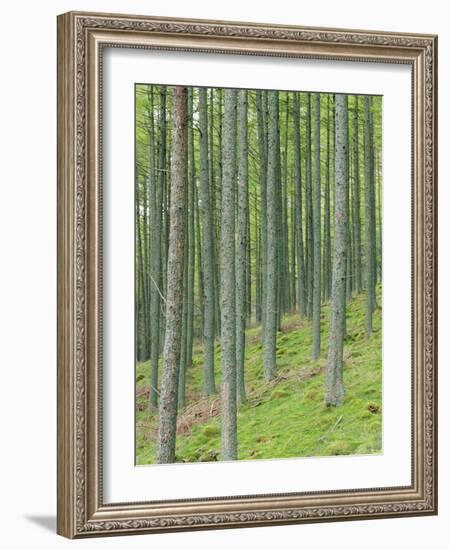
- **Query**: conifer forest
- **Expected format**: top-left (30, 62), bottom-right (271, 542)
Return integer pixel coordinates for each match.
top-left (135, 85), bottom-right (383, 464)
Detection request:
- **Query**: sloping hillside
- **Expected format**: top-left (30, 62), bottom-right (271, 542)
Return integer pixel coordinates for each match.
top-left (136, 287), bottom-right (382, 464)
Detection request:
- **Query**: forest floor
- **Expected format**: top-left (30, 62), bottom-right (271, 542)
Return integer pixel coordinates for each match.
top-left (136, 286), bottom-right (382, 464)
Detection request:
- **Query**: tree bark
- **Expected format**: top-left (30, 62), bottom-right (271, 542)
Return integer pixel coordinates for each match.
top-left (352, 95), bottom-right (362, 293)
top-left (323, 95), bottom-right (332, 302)
top-left (263, 91), bottom-right (279, 382)
top-left (312, 93), bottom-right (321, 360)
top-left (178, 225), bottom-right (189, 409)
top-left (198, 87), bottom-right (216, 396)
top-left (363, 96), bottom-right (374, 336)
top-left (220, 88), bottom-right (238, 461)
top-left (293, 93), bottom-right (306, 318)
top-left (256, 91), bottom-right (268, 336)
top-left (305, 93), bottom-right (313, 318)
top-left (236, 89), bottom-right (248, 404)
top-left (325, 93), bottom-right (348, 407)
top-left (282, 94), bottom-right (290, 311)
top-left (148, 87), bottom-right (165, 409)
top-left (185, 88), bottom-right (196, 374)
top-left (157, 86), bottom-right (188, 463)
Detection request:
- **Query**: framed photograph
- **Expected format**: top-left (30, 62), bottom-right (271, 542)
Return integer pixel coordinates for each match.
top-left (57, 11), bottom-right (438, 538)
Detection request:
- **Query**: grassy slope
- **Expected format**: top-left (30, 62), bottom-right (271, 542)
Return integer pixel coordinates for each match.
top-left (136, 287), bottom-right (382, 464)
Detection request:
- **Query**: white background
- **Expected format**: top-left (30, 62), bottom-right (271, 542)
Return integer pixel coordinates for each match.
top-left (104, 49), bottom-right (411, 502)
top-left (0, 1), bottom-right (445, 549)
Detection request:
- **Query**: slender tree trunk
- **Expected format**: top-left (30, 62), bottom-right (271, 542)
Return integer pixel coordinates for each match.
top-left (195, 177), bottom-right (204, 333)
top-left (157, 86), bottom-right (188, 463)
top-left (290, 180), bottom-right (297, 309)
top-left (376, 148), bottom-right (383, 280)
top-left (263, 91), bottom-right (279, 382)
top-left (293, 93), bottom-right (306, 317)
top-left (220, 89), bottom-right (238, 461)
top-left (209, 89), bottom-right (221, 338)
top-left (352, 95), bottom-right (362, 293)
top-left (282, 94), bottom-right (290, 311)
top-left (275, 96), bottom-right (282, 331)
top-left (198, 87), bottom-right (216, 396)
top-left (178, 225), bottom-right (189, 409)
top-left (215, 89), bottom-right (223, 336)
top-left (148, 88), bottom-right (165, 409)
top-left (144, 89), bottom-right (154, 362)
top-left (256, 91), bottom-right (268, 334)
top-left (369, 106), bottom-right (377, 291)
top-left (346, 188), bottom-right (353, 300)
top-left (325, 94), bottom-right (348, 407)
top-left (305, 93), bottom-right (313, 318)
top-left (159, 88), bottom-right (169, 354)
top-left (255, 201), bottom-right (262, 323)
top-left (323, 95), bottom-right (332, 303)
top-left (246, 193), bottom-right (252, 321)
top-left (236, 90), bottom-right (248, 404)
top-left (364, 96), bottom-right (374, 336)
top-left (136, 180), bottom-right (148, 361)
top-left (185, 89), bottom-right (195, 371)
top-left (312, 93), bottom-right (321, 360)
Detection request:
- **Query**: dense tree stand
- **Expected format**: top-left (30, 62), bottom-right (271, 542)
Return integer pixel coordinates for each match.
top-left (135, 84), bottom-right (383, 462)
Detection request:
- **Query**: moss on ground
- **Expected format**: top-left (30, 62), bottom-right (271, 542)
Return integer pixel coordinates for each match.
top-left (136, 286), bottom-right (382, 464)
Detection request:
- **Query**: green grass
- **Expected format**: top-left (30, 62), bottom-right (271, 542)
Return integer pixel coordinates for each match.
top-left (136, 286), bottom-right (382, 464)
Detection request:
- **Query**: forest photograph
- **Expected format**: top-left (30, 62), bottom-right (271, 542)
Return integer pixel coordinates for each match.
top-left (135, 84), bottom-right (383, 465)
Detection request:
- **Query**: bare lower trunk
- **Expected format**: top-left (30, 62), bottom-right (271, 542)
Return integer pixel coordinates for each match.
top-left (325, 93), bottom-right (348, 407)
top-left (263, 91), bottom-right (279, 382)
top-left (312, 93), bottom-right (321, 360)
top-left (220, 89), bottom-right (238, 461)
top-left (236, 90), bottom-right (248, 404)
top-left (198, 87), bottom-right (216, 396)
top-left (157, 86), bottom-right (188, 464)
top-left (364, 96), bottom-right (374, 336)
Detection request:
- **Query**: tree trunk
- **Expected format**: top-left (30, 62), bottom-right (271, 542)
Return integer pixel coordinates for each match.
top-left (312, 93), bottom-right (321, 360)
top-left (148, 87), bottom-right (165, 409)
top-left (323, 95), bottom-right (332, 302)
top-left (376, 147), bottom-right (383, 280)
top-left (209, 89), bottom-right (221, 338)
top-left (220, 88), bottom-right (238, 461)
top-left (305, 93), bottom-right (313, 318)
top-left (236, 89), bottom-right (248, 404)
top-left (282, 94), bottom-right (290, 311)
top-left (178, 225), bottom-right (189, 409)
top-left (363, 96), bottom-right (374, 336)
top-left (275, 96), bottom-right (282, 331)
top-left (157, 86), bottom-right (188, 463)
top-left (352, 95), bottom-right (362, 293)
top-left (290, 181), bottom-right (297, 309)
top-left (198, 87), bottom-right (216, 396)
top-left (293, 93), bottom-right (306, 317)
top-left (369, 106), bottom-right (378, 295)
top-left (263, 91), bottom-right (279, 382)
top-left (185, 88), bottom-right (196, 373)
top-left (136, 179), bottom-right (149, 361)
top-left (325, 93), bottom-right (348, 407)
top-left (256, 91), bottom-right (268, 335)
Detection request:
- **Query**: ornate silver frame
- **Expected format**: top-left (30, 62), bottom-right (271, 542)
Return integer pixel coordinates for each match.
top-left (57, 11), bottom-right (438, 538)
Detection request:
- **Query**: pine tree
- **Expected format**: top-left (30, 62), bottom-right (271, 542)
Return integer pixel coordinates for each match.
top-left (325, 93), bottom-right (349, 407)
top-left (236, 89), bottom-right (248, 404)
top-left (157, 86), bottom-right (188, 463)
top-left (220, 88), bottom-right (238, 461)
top-left (312, 93), bottom-right (321, 359)
top-left (263, 91), bottom-right (279, 382)
top-left (198, 87), bottom-right (216, 396)
top-left (363, 96), bottom-right (375, 336)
